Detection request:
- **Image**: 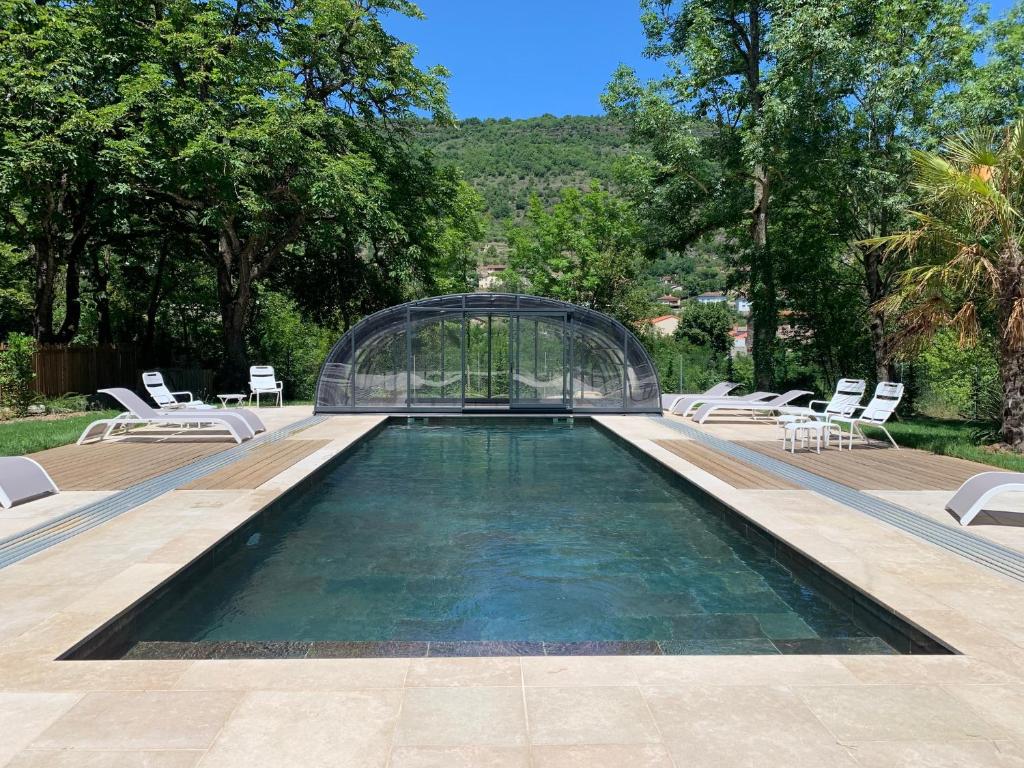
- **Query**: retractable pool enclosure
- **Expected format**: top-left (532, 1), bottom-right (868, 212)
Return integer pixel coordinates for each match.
top-left (315, 294), bottom-right (661, 414)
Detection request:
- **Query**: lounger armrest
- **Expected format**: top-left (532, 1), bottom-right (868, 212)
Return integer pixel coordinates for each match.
top-left (275, 381), bottom-right (283, 390)
top-left (170, 390), bottom-right (195, 403)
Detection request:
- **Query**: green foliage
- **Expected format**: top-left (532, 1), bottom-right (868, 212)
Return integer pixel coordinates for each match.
top-left (0, 332), bottom-right (36, 416)
top-left (641, 331), bottom-right (727, 395)
top-left (0, 410), bottom-right (119, 455)
top-left (914, 331), bottom-right (1001, 422)
top-left (503, 184), bottom-right (653, 327)
top-left (248, 292), bottom-right (337, 402)
top-left (416, 115), bottom-right (631, 240)
top-left (675, 303), bottom-right (733, 358)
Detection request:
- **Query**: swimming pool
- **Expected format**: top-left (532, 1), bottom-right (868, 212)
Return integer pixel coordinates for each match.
top-left (71, 419), bottom-right (947, 658)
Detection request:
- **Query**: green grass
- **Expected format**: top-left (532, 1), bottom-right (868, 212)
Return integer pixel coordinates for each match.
top-left (863, 416), bottom-right (1024, 472)
top-left (0, 411), bottom-right (119, 456)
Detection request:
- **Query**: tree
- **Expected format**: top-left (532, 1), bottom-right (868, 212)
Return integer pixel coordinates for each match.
top-left (121, 0), bottom-right (452, 383)
top-left (872, 122), bottom-right (1024, 448)
top-left (606, 0), bottom-right (864, 390)
top-left (836, 0), bottom-right (980, 382)
top-left (675, 302), bottom-right (733, 358)
top-left (504, 184), bottom-right (652, 326)
top-left (0, 0), bottom-right (147, 343)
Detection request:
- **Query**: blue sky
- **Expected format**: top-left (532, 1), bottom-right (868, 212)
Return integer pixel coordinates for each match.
top-left (386, 0), bottom-right (1018, 121)
top-left (384, 1), bottom-right (666, 119)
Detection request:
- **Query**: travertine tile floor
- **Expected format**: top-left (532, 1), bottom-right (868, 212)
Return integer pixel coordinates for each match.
top-left (1, 412), bottom-right (1024, 766)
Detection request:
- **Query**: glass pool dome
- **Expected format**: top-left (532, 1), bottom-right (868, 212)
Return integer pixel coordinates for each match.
top-left (314, 294), bottom-right (661, 414)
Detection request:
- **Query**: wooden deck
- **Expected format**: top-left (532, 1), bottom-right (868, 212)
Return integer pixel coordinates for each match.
top-left (181, 439), bottom-right (329, 490)
top-left (654, 439), bottom-right (799, 490)
top-left (737, 439), bottom-right (990, 491)
top-left (31, 440), bottom-right (226, 490)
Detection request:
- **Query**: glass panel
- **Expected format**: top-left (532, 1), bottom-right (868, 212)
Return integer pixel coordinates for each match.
top-left (352, 314), bottom-right (408, 408)
top-left (512, 314), bottom-right (568, 409)
top-left (410, 312), bottom-right (462, 409)
top-left (572, 312), bottom-right (626, 410)
top-left (465, 314), bottom-right (510, 403)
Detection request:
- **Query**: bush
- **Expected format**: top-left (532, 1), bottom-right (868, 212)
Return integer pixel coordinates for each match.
top-left (913, 331), bottom-right (1000, 422)
top-left (248, 292), bottom-right (336, 401)
top-left (0, 333), bottom-right (37, 417)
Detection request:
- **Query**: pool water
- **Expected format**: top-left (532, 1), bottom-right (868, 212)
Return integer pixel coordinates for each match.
top-left (125, 420), bottom-right (919, 655)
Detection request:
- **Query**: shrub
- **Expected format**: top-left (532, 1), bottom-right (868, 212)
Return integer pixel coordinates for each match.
top-left (248, 292), bottom-right (336, 401)
top-left (0, 332), bottom-right (37, 417)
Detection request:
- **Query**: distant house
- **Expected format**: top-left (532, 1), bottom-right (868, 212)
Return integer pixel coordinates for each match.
top-left (477, 263), bottom-right (505, 291)
top-left (732, 295), bottom-right (752, 315)
top-left (730, 326), bottom-right (748, 357)
top-left (646, 314), bottom-right (679, 337)
top-left (696, 291), bottom-right (728, 305)
top-left (658, 294), bottom-right (682, 309)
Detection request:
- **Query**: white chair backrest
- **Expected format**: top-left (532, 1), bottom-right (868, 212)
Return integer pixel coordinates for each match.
top-left (860, 382), bottom-right (904, 423)
top-left (250, 365), bottom-right (277, 391)
top-left (99, 388), bottom-right (160, 420)
top-left (824, 378), bottom-right (866, 416)
top-left (705, 381), bottom-right (737, 397)
top-left (142, 371), bottom-right (176, 407)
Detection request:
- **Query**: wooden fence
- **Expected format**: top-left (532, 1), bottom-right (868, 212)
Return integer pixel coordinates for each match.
top-left (0, 343), bottom-right (214, 399)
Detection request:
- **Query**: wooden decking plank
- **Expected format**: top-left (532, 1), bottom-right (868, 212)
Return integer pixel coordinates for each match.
top-left (31, 440), bottom-right (227, 490)
top-left (654, 439), bottom-right (799, 490)
top-left (181, 439), bottom-right (328, 490)
top-left (736, 440), bottom-right (989, 491)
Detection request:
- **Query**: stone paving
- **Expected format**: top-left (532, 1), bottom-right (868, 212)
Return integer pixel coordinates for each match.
top-left (1, 410), bottom-right (1024, 766)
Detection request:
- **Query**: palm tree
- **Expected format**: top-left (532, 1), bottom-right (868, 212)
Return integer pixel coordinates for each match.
top-left (869, 121), bottom-right (1024, 448)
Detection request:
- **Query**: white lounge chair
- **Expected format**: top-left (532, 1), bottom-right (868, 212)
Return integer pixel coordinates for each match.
top-left (670, 390), bottom-right (779, 418)
top-left (777, 378), bottom-right (866, 421)
top-left (819, 381), bottom-right (904, 449)
top-left (142, 371), bottom-right (213, 410)
top-left (0, 457), bottom-right (58, 509)
top-left (692, 390), bottom-right (814, 424)
top-left (947, 472), bottom-right (1024, 526)
top-left (79, 388), bottom-right (256, 445)
top-left (661, 382), bottom-right (738, 412)
top-left (249, 366), bottom-right (283, 407)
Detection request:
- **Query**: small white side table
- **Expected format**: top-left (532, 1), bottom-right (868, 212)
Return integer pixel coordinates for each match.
top-left (217, 393), bottom-right (246, 408)
top-left (782, 420), bottom-right (835, 453)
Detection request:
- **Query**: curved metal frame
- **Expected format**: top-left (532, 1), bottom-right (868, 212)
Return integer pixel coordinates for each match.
top-left (314, 294), bottom-right (662, 414)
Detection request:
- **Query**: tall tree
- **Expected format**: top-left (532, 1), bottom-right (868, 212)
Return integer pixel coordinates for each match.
top-left (504, 184), bottom-right (652, 327)
top-left (607, 0), bottom-right (861, 389)
top-left (873, 123), bottom-right (1024, 448)
top-left (837, 0), bottom-right (979, 382)
top-left (122, 0), bottom-right (452, 382)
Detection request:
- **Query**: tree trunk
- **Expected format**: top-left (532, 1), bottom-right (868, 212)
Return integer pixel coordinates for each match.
top-left (999, 250), bottom-right (1024, 449)
top-left (92, 249), bottom-right (113, 345)
top-left (142, 244), bottom-right (168, 363)
top-left (213, 230), bottom-right (255, 388)
top-left (749, 167), bottom-right (776, 391)
top-left (32, 239), bottom-right (56, 342)
top-left (864, 246), bottom-right (896, 382)
top-left (53, 246), bottom-right (81, 343)
top-left (745, 1), bottom-right (776, 391)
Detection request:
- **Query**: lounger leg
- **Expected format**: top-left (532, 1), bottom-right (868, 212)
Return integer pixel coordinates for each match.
top-left (878, 425), bottom-right (900, 449)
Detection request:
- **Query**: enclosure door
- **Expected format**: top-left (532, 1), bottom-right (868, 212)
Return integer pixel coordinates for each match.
top-left (511, 314), bottom-right (569, 410)
top-left (464, 313), bottom-right (511, 404)
top-left (408, 312), bottom-right (463, 410)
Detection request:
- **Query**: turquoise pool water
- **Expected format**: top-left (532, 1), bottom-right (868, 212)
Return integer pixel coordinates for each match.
top-left (118, 420), bottom-right (928, 655)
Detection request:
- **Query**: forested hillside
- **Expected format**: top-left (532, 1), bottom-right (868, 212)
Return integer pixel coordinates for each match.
top-left (416, 115), bottom-right (631, 244)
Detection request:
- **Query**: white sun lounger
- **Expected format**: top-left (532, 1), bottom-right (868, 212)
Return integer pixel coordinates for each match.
top-left (143, 371), bottom-right (214, 410)
top-left (78, 388), bottom-right (256, 445)
top-left (947, 472), bottom-right (1024, 526)
top-left (669, 391), bottom-right (778, 418)
top-left (159, 405), bottom-right (266, 435)
top-left (777, 378), bottom-right (866, 421)
top-left (820, 382), bottom-right (904, 449)
top-left (692, 390), bottom-right (814, 424)
top-left (0, 457), bottom-right (59, 509)
top-left (661, 382), bottom-right (738, 412)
